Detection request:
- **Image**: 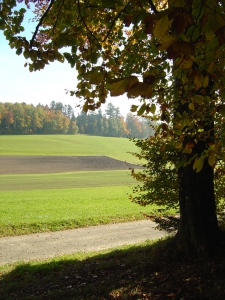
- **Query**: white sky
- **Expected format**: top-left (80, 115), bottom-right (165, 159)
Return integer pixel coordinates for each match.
top-left (0, 5), bottom-right (135, 117)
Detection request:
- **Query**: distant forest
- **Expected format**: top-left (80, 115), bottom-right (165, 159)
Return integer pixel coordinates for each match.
top-left (0, 102), bottom-right (154, 138)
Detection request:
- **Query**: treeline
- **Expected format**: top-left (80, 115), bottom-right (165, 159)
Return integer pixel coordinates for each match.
top-left (0, 102), bottom-right (153, 138)
top-left (0, 102), bottom-right (78, 135)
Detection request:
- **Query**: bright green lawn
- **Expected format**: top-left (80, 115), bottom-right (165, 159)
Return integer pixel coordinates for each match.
top-left (0, 135), bottom-right (140, 164)
top-left (0, 185), bottom-right (155, 236)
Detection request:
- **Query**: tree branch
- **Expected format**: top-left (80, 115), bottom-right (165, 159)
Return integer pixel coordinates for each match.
top-left (78, 0), bottom-right (132, 46)
top-left (52, 0), bottom-right (65, 36)
top-left (30, 0), bottom-right (56, 49)
top-left (148, 0), bottom-right (158, 14)
top-left (101, 0), bottom-right (131, 42)
top-left (77, 0), bottom-right (102, 49)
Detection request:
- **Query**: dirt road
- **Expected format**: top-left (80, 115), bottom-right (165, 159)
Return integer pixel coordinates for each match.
top-left (0, 220), bottom-right (168, 265)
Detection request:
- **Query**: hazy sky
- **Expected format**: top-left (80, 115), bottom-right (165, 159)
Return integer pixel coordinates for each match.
top-left (0, 5), bottom-right (134, 116)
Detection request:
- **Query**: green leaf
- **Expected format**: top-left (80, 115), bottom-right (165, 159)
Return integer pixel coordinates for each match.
top-left (64, 52), bottom-right (75, 68)
top-left (16, 47), bottom-right (23, 56)
top-left (30, 50), bottom-right (38, 62)
top-left (19, 8), bottom-right (26, 14)
top-left (0, 19), bottom-right (5, 30)
top-left (84, 69), bottom-right (104, 85)
top-left (130, 105), bottom-right (138, 112)
top-left (150, 103), bottom-right (156, 114)
top-left (176, 158), bottom-right (187, 168)
top-left (110, 76), bottom-right (139, 97)
top-left (220, 105), bottom-right (225, 117)
top-left (153, 14), bottom-right (170, 38)
top-left (193, 155), bottom-right (207, 173)
top-left (133, 11), bottom-right (148, 25)
top-left (23, 50), bottom-right (30, 59)
top-left (192, 27), bottom-right (200, 41)
top-left (127, 82), bottom-right (152, 99)
top-left (101, 0), bottom-right (112, 7)
top-left (137, 104), bottom-right (147, 116)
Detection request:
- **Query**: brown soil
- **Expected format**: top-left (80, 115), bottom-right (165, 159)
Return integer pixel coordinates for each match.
top-left (0, 156), bottom-right (139, 175)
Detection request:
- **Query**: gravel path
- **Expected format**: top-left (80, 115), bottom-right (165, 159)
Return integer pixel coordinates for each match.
top-left (0, 220), bottom-right (168, 265)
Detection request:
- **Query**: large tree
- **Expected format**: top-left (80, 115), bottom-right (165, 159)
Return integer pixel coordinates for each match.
top-left (1, 0), bottom-right (225, 254)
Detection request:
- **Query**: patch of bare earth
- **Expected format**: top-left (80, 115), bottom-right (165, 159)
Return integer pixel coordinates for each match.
top-left (0, 156), bottom-right (139, 174)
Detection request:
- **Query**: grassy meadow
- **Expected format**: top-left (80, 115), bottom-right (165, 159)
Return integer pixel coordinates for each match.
top-left (0, 134), bottom-right (140, 163)
top-left (0, 135), bottom-right (156, 237)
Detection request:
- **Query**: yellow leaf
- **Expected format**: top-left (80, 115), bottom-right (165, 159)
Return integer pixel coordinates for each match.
top-left (208, 148), bottom-right (216, 167)
top-left (182, 147), bottom-right (192, 154)
top-left (161, 143), bottom-right (166, 151)
top-left (180, 57), bottom-right (193, 69)
top-left (110, 76), bottom-right (139, 97)
top-left (193, 157), bottom-right (198, 170)
top-left (193, 157), bottom-right (202, 172)
top-left (193, 154), bottom-right (207, 172)
top-left (205, 23), bottom-right (215, 40)
top-left (193, 72), bottom-right (203, 89)
top-left (173, 123), bottom-right (184, 133)
top-left (175, 142), bottom-right (183, 149)
top-left (153, 14), bottom-right (170, 39)
top-left (203, 75), bottom-right (209, 88)
top-left (192, 95), bottom-right (204, 104)
top-left (189, 103), bottom-right (195, 110)
top-left (182, 142), bottom-right (195, 154)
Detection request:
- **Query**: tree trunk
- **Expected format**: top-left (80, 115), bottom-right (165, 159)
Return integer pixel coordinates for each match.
top-left (176, 146), bottom-right (220, 255)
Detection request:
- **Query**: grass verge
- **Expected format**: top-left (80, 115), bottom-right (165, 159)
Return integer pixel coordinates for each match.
top-left (0, 185), bottom-right (162, 237)
top-left (1, 236), bottom-right (225, 299)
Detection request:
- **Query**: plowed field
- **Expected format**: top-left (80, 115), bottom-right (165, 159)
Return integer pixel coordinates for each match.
top-left (0, 156), bottom-right (139, 174)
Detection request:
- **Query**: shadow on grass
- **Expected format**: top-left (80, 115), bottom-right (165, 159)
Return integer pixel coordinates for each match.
top-left (1, 237), bottom-right (225, 300)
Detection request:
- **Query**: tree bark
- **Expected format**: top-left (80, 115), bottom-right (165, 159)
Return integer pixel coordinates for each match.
top-left (176, 146), bottom-right (220, 255)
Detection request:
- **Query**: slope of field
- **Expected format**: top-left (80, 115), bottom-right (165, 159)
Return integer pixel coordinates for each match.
top-left (0, 135), bottom-right (140, 164)
top-left (0, 135), bottom-right (151, 236)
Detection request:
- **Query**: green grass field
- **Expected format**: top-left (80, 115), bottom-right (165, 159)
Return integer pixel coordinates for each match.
top-left (0, 135), bottom-right (156, 236)
top-left (0, 134), bottom-right (140, 164)
top-left (0, 170), bottom-right (136, 191)
top-left (0, 185), bottom-right (157, 236)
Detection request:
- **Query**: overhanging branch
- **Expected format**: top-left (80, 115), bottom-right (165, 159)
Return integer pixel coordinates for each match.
top-left (102, 0), bottom-right (131, 42)
top-left (78, 0), bottom-right (132, 46)
top-left (77, 0), bottom-right (102, 48)
top-left (148, 0), bottom-right (158, 14)
top-left (30, 0), bottom-right (56, 49)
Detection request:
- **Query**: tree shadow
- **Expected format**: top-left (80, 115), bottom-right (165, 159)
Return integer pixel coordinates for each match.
top-left (1, 237), bottom-right (225, 300)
